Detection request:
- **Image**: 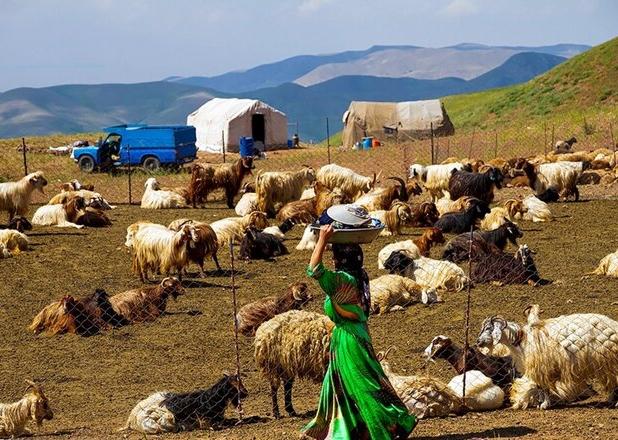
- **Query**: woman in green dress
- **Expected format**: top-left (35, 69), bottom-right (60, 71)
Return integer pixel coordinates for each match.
top-left (302, 224), bottom-right (416, 440)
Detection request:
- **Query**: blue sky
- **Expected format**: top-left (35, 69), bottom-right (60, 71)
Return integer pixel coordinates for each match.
top-left (0, 0), bottom-right (616, 91)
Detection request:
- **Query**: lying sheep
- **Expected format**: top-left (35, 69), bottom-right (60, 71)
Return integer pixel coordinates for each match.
top-left (369, 201), bottom-right (412, 236)
top-left (377, 228), bottom-right (445, 269)
top-left (239, 227), bottom-right (288, 260)
top-left (586, 249), bottom-right (618, 278)
top-left (141, 177), bottom-right (187, 209)
top-left (210, 212), bottom-right (269, 248)
top-left (370, 275), bottom-right (440, 314)
top-left (479, 199), bottom-right (527, 230)
top-left (48, 189), bottom-right (113, 210)
top-left (109, 277), bottom-right (185, 323)
top-left (0, 380), bottom-right (54, 437)
top-left (32, 195), bottom-right (86, 229)
top-left (236, 282), bottom-right (312, 336)
top-left (0, 229), bottom-right (29, 255)
top-left (384, 252), bottom-right (470, 292)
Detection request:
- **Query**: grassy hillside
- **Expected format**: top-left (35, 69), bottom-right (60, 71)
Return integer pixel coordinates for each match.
top-left (444, 37), bottom-right (618, 128)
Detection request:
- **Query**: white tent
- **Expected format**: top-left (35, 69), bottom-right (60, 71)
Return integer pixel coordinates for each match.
top-left (187, 98), bottom-right (289, 152)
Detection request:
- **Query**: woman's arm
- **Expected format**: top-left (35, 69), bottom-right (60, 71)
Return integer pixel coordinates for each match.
top-left (309, 224), bottom-right (334, 270)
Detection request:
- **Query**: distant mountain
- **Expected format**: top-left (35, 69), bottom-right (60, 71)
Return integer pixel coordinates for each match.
top-left (0, 82), bottom-right (218, 137)
top-left (0, 52), bottom-right (567, 140)
top-left (443, 37), bottom-right (618, 128)
top-left (171, 43), bottom-right (588, 92)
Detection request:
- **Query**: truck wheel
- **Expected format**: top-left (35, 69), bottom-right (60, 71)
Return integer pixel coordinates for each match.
top-left (78, 155), bottom-right (95, 173)
top-left (142, 157), bottom-right (161, 172)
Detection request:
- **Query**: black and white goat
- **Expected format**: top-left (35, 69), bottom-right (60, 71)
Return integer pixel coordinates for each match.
top-left (239, 227), bottom-right (289, 260)
top-left (433, 199), bottom-right (490, 234)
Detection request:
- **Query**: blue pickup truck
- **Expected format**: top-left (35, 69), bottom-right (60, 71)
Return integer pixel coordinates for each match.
top-left (71, 124), bottom-right (198, 172)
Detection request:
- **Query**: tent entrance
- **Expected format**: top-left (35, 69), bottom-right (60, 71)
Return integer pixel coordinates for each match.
top-left (252, 114), bottom-right (265, 143)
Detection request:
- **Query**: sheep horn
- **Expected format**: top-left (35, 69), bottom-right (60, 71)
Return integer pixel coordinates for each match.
top-left (387, 176), bottom-right (408, 201)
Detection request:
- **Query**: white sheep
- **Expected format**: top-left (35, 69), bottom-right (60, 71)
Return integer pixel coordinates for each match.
top-left (210, 211), bottom-right (269, 248)
top-left (254, 310), bottom-right (334, 418)
top-left (477, 308), bottom-right (618, 409)
top-left (0, 380), bottom-right (53, 437)
top-left (141, 177), bottom-right (187, 209)
top-left (405, 256), bottom-right (469, 292)
top-left (255, 166), bottom-right (316, 216)
top-left (316, 163), bottom-right (377, 201)
top-left (0, 172), bottom-right (47, 220)
top-left (31, 196), bottom-right (85, 229)
top-left (409, 163), bottom-right (464, 201)
top-left (124, 221), bottom-right (164, 248)
top-left (479, 200), bottom-right (527, 231)
top-left (0, 243), bottom-right (12, 259)
top-left (377, 240), bottom-right (420, 269)
top-left (435, 194), bottom-right (472, 216)
top-left (446, 370), bottom-right (505, 411)
top-left (530, 161), bottom-right (583, 200)
top-left (235, 192), bottom-right (258, 216)
top-left (0, 229), bottom-right (29, 255)
top-left (517, 195), bottom-right (552, 223)
top-left (588, 249), bottom-right (618, 277)
top-left (296, 225), bottom-right (319, 251)
top-left (370, 274), bottom-right (439, 314)
top-left (48, 189), bottom-right (114, 210)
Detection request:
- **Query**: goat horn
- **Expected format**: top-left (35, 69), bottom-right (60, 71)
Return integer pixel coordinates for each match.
top-left (387, 176), bottom-right (408, 201)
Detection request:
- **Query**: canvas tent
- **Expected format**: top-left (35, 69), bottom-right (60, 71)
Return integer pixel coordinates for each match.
top-left (342, 100), bottom-right (454, 148)
top-left (187, 98), bottom-right (288, 152)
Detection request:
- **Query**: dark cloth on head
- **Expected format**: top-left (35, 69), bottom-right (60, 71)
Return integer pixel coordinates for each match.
top-left (332, 243), bottom-right (371, 315)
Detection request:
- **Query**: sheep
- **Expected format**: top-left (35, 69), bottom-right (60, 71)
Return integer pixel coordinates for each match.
top-left (236, 282), bottom-right (312, 336)
top-left (109, 277), bottom-right (184, 323)
top-left (423, 335), bottom-right (517, 390)
top-left (586, 249), bottom-right (618, 278)
top-left (435, 195), bottom-right (475, 216)
top-left (209, 212), bottom-right (269, 248)
top-left (554, 136), bottom-right (577, 154)
top-left (409, 163), bottom-right (464, 201)
top-left (442, 220), bottom-right (523, 263)
top-left (121, 374), bottom-right (247, 433)
top-left (0, 229), bottom-right (29, 255)
top-left (0, 244), bottom-right (11, 259)
top-left (477, 307), bottom-right (618, 409)
top-left (31, 195), bottom-right (86, 229)
top-left (125, 221), bottom-right (163, 249)
top-left (75, 207), bottom-right (112, 227)
top-left (60, 179), bottom-right (95, 192)
top-left (515, 195), bottom-right (553, 222)
top-left (409, 202), bottom-right (440, 227)
top-left (0, 171), bottom-right (47, 221)
top-left (132, 223), bottom-right (197, 282)
top-left (295, 225), bottom-right (319, 251)
top-left (369, 201), bottom-right (413, 236)
top-left (254, 310), bottom-right (334, 418)
top-left (517, 159), bottom-right (581, 201)
top-left (377, 348), bottom-right (463, 418)
top-left (2, 216), bottom-right (32, 233)
top-left (316, 163), bottom-right (378, 201)
top-left (276, 182), bottom-right (346, 225)
top-left (384, 252), bottom-right (470, 292)
top-left (235, 192), bottom-right (258, 216)
top-left (141, 177), bottom-right (187, 209)
top-left (446, 370), bottom-right (505, 411)
top-left (48, 189), bottom-right (113, 210)
top-left (29, 290), bottom-right (124, 336)
top-left (0, 380), bottom-right (54, 438)
top-left (448, 168), bottom-right (504, 204)
top-left (168, 219), bottom-right (221, 276)
top-left (377, 227), bottom-right (445, 269)
top-left (255, 166), bottom-right (316, 217)
top-left (479, 199), bottom-right (527, 230)
top-left (239, 227), bottom-right (288, 260)
top-left (370, 275), bottom-right (440, 314)
top-left (189, 157), bottom-right (254, 208)
top-left (433, 199), bottom-right (491, 234)
top-left (470, 244), bottom-right (550, 286)
top-left (354, 177), bottom-right (409, 211)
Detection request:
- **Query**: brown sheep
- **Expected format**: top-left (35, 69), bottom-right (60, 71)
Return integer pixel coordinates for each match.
top-left (409, 202), bottom-right (439, 227)
top-left (189, 157), bottom-right (254, 208)
top-left (236, 282), bottom-right (312, 336)
top-left (168, 219), bottom-right (221, 276)
top-left (413, 227), bottom-right (445, 257)
top-left (109, 277), bottom-right (185, 323)
top-left (276, 182), bottom-right (345, 224)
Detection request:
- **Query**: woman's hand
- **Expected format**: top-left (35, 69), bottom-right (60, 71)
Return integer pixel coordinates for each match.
top-left (319, 224), bottom-right (335, 242)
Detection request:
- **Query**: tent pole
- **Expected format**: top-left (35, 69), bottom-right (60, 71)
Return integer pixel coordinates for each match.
top-left (222, 130), bottom-right (226, 163)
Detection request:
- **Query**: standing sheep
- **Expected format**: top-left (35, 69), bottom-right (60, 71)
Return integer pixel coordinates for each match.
top-left (448, 168), bottom-right (504, 204)
top-left (316, 164), bottom-right (378, 201)
top-left (168, 219), bottom-right (221, 276)
top-left (409, 163), bottom-right (464, 201)
top-left (255, 166), bottom-right (316, 217)
top-left (209, 212), bottom-right (269, 247)
top-left (369, 201), bottom-right (413, 236)
top-left (0, 172), bottom-right (47, 221)
top-left (189, 157), bottom-right (254, 208)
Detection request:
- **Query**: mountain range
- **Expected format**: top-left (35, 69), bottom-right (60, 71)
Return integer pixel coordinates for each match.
top-left (0, 43), bottom-right (590, 140)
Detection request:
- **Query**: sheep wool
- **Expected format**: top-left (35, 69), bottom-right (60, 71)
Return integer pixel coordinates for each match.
top-left (447, 370), bottom-right (505, 411)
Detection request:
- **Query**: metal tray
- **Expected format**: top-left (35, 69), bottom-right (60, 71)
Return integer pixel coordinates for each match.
top-left (309, 223), bottom-right (384, 244)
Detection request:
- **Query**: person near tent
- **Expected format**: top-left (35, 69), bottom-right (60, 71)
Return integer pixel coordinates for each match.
top-left (293, 133), bottom-right (300, 148)
top-left (301, 209), bottom-right (416, 440)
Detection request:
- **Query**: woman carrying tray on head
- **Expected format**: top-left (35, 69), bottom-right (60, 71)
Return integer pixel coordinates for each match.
top-left (302, 204), bottom-right (416, 440)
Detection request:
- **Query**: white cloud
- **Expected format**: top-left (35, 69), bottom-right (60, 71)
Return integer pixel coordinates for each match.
top-left (441, 0), bottom-right (480, 16)
top-left (298, 0), bottom-right (333, 13)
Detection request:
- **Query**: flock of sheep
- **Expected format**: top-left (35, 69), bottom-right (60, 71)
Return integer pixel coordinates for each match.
top-left (2, 136), bottom-right (618, 437)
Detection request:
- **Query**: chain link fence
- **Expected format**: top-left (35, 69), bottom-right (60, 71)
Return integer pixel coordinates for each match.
top-left (1, 114), bottom-right (618, 438)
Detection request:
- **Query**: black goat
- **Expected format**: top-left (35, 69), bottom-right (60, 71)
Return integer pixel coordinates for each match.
top-left (239, 227), bottom-right (288, 260)
top-left (383, 251), bottom-right (414, 277)
top-left (470, 244), bottom-right (551, 286)
top-left (159, 374), bottom-right (248, 431)
top-left (433, 200), bottom-right (491, 234)
top-left (443, 220), bottom-right (523, 262)
top-left (3, 216), bottom-right (32, 232)
top-left (448, 168), bottom-right (504, 203)
top-left (536, 188), bottom-right (560, 203)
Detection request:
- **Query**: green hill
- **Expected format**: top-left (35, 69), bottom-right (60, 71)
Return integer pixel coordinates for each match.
top-left (444, 37), bottom-right (618, 128)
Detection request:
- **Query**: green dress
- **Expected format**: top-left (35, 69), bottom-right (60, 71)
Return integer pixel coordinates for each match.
top-left (302, 262), bottom-right (416, 440)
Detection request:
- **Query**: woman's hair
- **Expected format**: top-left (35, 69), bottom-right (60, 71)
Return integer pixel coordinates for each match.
top-left (332, 243), bottom-right (371, 315)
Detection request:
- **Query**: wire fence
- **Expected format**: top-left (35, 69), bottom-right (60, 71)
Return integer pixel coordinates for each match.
top-left (1, 114), bottom-right (618, 438)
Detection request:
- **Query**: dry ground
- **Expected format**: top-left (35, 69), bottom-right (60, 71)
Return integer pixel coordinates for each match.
top-left (1, 186), bottom-right (618, 440)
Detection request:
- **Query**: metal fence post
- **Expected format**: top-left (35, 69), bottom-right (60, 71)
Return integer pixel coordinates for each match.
top-left (430, 122), bottom-right (435, 165)
top-left (494, 130), bottom-right (498, 159)
top-left (610, 123), bottom-right (616, 166)
top-left (326, 117), bottom-right (331, 164)
top-left (468, 129), bottom-right (475, 159)
top-left (222, 130), bottom-right (226, 163)
top-left (127, 144), bottom-right (132, 205)
top-left (551, 124), bottom-right (555, 151)
top-left (21, 138), bottom-right (28, 176)
top-left (543, 121), bottom-right (548, 155)
top-left (462, 225), bottom-right (474, 407)
top-left (229, 239), bottom-right (244, 421)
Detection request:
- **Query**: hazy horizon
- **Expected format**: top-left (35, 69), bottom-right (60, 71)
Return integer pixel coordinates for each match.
top-left (0, 0), bottom-right (616, 91)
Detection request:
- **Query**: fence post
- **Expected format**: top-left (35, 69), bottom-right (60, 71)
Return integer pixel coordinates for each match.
top-left (551, 125), bottom-right (555, 152)
top-left (430, 122), bottom-right (435, 165)
top-left (446, 137), bottom-right (450, 158)
top-left (468, 129), bottom-right (475, 159)
top-left (127, 144), bottom-right (132, 205)
top-left (229, 239), bottom-right (244, 420)
top-left (21, 138), bottom-right (28, 176)
top-left (611, 123), bottom-right (616, 166)
top-left (494, 130), bottom-right (498, 159)
top-left (461, 225), bottom-right (474, 407)
top-left (222, 130), bottom-right (226, 163)
top-left (326, 117), bottom-right (331, 164)
top-left (543, 121), bottom-right (547, 155)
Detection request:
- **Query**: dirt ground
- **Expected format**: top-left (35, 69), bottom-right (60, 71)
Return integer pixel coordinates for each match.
top-left (1, 185), bottom-right (618, 440)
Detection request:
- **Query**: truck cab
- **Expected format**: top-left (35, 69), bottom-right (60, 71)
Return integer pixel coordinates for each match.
top-left (71, 124), bottom-right (197, 172)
